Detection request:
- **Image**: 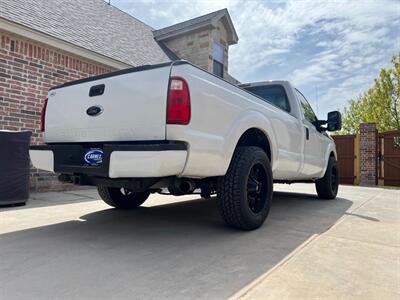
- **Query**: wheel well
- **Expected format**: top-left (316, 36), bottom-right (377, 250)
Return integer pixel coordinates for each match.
top-left (236, 128), bottom-right (271, 161)
top-left (329, 151), bottom-right (336, 159)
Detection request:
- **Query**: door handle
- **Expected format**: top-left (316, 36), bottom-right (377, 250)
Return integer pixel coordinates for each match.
top-left (305, 127), bottom-right (309, 140)
top-left (89, 84), bottom-right (105, 97)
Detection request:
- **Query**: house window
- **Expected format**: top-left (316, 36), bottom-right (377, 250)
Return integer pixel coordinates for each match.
top-left (212, 41), bottom-right (224, 77)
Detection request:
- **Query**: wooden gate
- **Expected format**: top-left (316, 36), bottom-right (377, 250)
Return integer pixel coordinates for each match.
top-left (379, 130), bottom-right (400, 186)
top-left (332, 135), bottom-right (356, 184)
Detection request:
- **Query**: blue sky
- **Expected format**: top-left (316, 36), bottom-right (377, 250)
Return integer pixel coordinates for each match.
top-left (110, 0), bottom-right (399, 118)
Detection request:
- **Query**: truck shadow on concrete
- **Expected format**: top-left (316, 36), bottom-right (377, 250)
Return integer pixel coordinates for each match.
top-left (0, 191), bottom-right (352, 299)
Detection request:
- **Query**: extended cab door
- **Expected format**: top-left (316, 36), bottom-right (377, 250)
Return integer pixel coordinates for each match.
top-left (242, 83), bottom-right (303, 179)
top-left (295, 89), bottom-right (326, 177)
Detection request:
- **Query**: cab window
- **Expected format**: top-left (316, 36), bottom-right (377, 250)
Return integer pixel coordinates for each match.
top-left (244, 85), bottom-right (290, 112)
top-left (295, 89), bottom-right (317, 125)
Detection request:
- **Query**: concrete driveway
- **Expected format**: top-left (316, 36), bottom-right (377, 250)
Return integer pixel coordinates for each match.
top-left (1, 184), bottom-right (399, 299)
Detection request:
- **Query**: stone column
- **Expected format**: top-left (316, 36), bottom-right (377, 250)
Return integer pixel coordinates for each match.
top-left (359, 123), bottom-right (377, 186)
top-left (164, 30), bottom-right (212, 72)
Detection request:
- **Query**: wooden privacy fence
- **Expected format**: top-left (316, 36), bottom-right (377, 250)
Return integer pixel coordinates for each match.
top-left (333, 126), bottom-right (400, 187)
top-left (331, 135), bottom-right (359, 185)
top-left (378, 130), bottom-right (400, 186)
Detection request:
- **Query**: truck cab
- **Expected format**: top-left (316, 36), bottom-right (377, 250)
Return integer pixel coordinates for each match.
top-left (240, 80), bottom-right (340, 180)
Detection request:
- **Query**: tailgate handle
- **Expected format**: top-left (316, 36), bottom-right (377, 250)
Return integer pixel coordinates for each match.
top-left (89, 84), bottom-right (105, 97)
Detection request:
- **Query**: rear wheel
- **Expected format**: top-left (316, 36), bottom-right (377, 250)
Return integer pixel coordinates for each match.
top-left (217, 146), bottom-right (273, 230)
top-left (315, 156), bottom-right (339, 199)
top-left (97, 186), bottom-right (150, 209)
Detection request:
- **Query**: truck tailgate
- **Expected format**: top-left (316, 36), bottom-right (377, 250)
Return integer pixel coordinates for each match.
top-left (44, 64), bottom-right (171, 143)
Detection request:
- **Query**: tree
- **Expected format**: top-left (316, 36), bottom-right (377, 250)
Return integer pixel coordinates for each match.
top-left (341, 53), bottom-right (400, 134)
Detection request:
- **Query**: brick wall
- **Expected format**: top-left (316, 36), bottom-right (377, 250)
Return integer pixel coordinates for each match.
top-left (0, 30), bottom-right (114, 191)
top-left (359, 123), bottom-right (377, 186)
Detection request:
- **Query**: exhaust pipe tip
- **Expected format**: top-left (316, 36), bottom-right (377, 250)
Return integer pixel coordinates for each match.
top-left (58, 174), bottom-right (73, 183)
top-left (178, 180), bottom-right (195, 194)
top-left (168, 178), bottom-right (196, 195)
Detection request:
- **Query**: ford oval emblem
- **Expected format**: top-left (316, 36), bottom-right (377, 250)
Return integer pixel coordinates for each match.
top-left (84, 149), bottom-right (103, 165)
top-left (86, 105), bottom-right (103, 116)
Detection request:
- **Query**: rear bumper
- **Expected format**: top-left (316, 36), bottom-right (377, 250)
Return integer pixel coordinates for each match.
top-left (29, 142), bottom-right (187, 178)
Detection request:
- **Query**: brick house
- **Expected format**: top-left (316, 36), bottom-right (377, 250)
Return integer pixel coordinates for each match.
top-left (0, 0), bottom-right (239, 190)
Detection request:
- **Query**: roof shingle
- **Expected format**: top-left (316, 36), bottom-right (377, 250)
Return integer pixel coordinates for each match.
top-left (153, 8), bottom-right (238, 45)
top-left (0, 0), bottom-right (172, 66)
top-left (153, 9), bottom-right (225, 38)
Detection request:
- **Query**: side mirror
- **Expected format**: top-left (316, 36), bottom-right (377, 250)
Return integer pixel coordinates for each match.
top-left (327, 111), bottom-right (342, 131)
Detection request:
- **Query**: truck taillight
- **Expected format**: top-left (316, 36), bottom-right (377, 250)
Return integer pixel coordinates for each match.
top-left (40, 98), bottom-right (48, 132)
top-left (167, 77), bottom-right (190, 125)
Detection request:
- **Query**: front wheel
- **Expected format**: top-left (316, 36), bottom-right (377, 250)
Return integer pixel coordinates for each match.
top-left (217, 146), bottom-right (273, 230)
top-left (97, 186), bottom-right (150, 209)
top-left (315, 156), bottom-right (339, 199)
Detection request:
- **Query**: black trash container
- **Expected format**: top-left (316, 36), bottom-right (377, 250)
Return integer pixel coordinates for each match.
top-left (0, 130), bottom-right (32, 206)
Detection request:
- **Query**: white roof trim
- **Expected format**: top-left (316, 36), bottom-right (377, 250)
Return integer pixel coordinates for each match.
top-left (154, 22), bottom-right (214, 41)
top-left (0, 17), bottom-right (130, 69)
top-left (211, 11), bottom-right (239, 44)
top-left (155, 10), bottom-right (238, 45)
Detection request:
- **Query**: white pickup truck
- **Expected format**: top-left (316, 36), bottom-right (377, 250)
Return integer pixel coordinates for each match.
top-left (30, 60), bottom-right (341, 230)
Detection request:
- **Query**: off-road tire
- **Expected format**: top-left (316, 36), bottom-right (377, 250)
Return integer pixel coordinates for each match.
top-left (217, 146), bottom-right (273, 230)
top-left (97, 186), bottom-right (150, 209)
top-left (315, 156), bottom-right (339, 199)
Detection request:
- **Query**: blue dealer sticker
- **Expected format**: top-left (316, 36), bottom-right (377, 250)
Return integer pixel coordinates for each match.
top-left (84, 149), bottom-right (103, 166)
